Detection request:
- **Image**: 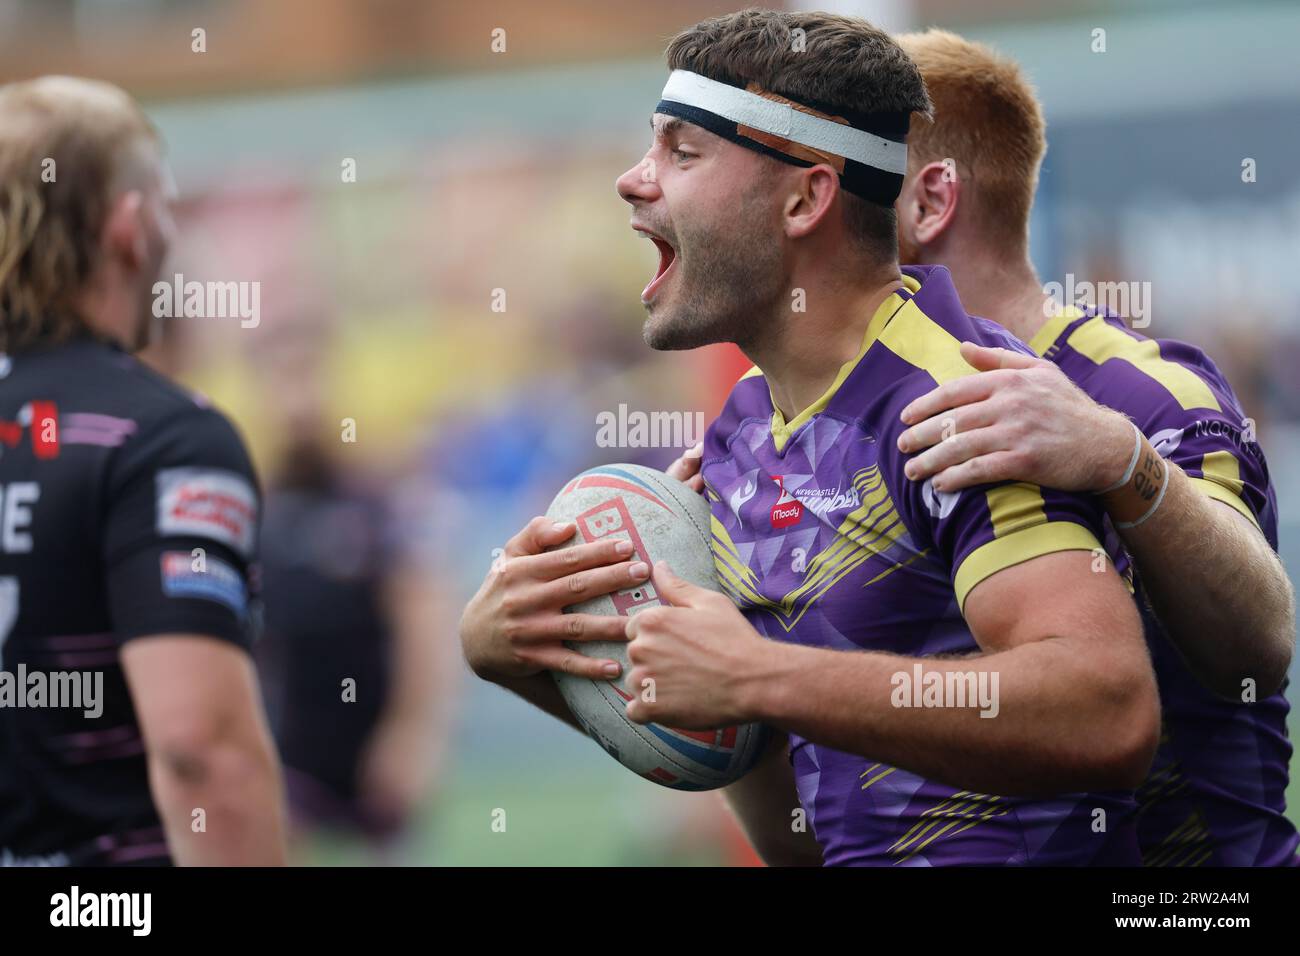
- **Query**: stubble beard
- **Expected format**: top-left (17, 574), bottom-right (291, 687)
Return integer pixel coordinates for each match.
top-left (642, 191), bottom-right (788, 354)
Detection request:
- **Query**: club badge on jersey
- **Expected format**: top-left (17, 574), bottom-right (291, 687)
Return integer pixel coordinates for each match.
top-left (0, 400), bottom-right (59, 459)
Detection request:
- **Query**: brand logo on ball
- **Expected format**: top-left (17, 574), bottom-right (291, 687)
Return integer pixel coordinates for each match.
top-left (770, 475), bottom-right (804, 528)
top-left (575, 497), bottom-right (659, 616)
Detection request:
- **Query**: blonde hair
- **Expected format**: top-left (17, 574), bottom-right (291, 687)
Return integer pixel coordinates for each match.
top-left (0, 76), bottom-right (159, 351)
top-left (897, 30), bottom-right (1046, 249)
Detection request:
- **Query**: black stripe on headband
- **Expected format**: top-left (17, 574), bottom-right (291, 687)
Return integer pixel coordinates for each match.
top-left (654, 98), bottom-right (909, 206)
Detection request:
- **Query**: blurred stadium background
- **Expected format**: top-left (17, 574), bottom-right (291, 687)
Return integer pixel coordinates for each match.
top-left (3, 0), bottom-right (1297, 865)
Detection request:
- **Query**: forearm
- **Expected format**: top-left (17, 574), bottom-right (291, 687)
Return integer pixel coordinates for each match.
top-left (148, 737), bottom-right (286, 865)
top-left (746, 638), bottom-right (1156, 796)
top-left (1115, 462), bottom-right (1295, 697)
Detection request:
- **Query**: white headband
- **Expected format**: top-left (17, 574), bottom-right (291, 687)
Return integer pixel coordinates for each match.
top-left (658, 69), bottom-right (908, 175)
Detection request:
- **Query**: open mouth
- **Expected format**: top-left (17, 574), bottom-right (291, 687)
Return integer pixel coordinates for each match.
top-left (636, 229), bottom-right (678, 302)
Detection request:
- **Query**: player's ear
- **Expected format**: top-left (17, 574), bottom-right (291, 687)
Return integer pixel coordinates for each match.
top-left (102, 189), bottom-right (148, 272)
top-left (784, 163), bottom-right (840, 240)
top-left (895, 173), bottom-right (924, 248)
top-left (913, 159), bottom-right (960, 245)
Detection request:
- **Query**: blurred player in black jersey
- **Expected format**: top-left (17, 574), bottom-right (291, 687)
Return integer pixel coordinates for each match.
top-left (250, 313), bottom-right (456, 862)
top-left (0, 77), bottom-right (285, 865)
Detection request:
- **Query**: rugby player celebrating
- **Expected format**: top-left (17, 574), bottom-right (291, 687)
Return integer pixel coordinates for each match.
top-left (671, 29), bottom-right (1298, 867)
top-left (462, 11), bottom-right (1160, 866)
top-left (0, 78), bottom-right (285, 865)
top-left (882, 31), bottom-right (1296, 866)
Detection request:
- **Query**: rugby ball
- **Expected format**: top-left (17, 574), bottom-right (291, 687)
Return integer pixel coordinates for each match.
top-left (545, 463), bottom-right (769, 790)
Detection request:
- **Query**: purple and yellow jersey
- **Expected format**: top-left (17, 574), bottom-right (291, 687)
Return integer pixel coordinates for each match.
top-left (1030, 308), bottom-right (1299, 867)
top-left (700, 264), bottom-right (1141, 866)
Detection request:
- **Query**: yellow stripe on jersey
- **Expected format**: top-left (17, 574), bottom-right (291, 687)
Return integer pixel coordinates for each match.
top-left (889, 791), bottom-right (1010, 864)
top-left (860, 764), bottom-right (898, 790)
top-left (904, 802), bottom-right (1010, 863)
top-left (1143, 809), bottom-right (1211, 867)
top-left (889, 796), bottom-right (968, 853)
top-left (1063, 317), bottom-right (1221, 412)
top-left (1191, 451), bottom-right (1261, 529)
top-left (710, 514), bottom-right (769, 608)
top-left (901, 802), bottom-right (1011, 864)
top-left (877, 298), bottom-right (977, 385)
top-left (953, 522), bottom-right (1102, 612)
top-left (769, 275), bottom-right (918, 452)
top-left (1199, 449), bottom-right (1244, 496)
top-left (985, 482), bottom-right (1047, 538)
top-left (1027, 305), bottom-right (1086, 357)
